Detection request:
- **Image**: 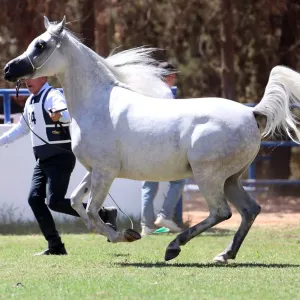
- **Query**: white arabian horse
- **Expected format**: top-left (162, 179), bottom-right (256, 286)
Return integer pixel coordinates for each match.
top-left (4, 16), bottom-right (300, 263)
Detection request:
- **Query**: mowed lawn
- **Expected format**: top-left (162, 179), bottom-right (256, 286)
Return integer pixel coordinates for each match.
top-left (1, 227), bottom-right (300, 300)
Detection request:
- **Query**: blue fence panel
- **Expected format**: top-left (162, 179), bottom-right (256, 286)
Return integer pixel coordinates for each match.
top-left (244, 140), bottom-right (300, 186)
top-left (0, 89), bottom-right (30, 124)
top-left (0, 88), bottom-right (63, 124)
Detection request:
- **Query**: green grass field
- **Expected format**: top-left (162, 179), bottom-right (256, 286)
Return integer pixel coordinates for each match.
top-left (1, 227), bottom-right (300, 300)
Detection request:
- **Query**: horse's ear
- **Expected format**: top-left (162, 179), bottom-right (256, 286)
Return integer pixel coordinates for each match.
top-left (60, 16), bottom-right (66, 29)
top-left (57, 16), bottom-right (66, 34)
top-left (52, 16), bottom-right (66, 35)
top-left (44, 16), bottom-right (50, 30)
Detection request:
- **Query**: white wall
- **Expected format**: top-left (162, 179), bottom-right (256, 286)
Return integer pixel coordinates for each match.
top-left (0, 125), bottom-right (169, 222)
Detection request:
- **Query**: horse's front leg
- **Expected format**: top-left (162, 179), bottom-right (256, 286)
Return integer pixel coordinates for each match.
top-left (70, 171), bottom-right (96, 231)
top-left (87, 168), bottom-right (141, 243)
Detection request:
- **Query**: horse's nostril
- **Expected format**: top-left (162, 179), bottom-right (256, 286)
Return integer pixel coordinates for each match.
top-left (4, 65), bottom-right (9, 73)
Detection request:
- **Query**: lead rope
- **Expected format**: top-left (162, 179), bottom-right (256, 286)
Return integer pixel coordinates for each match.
top-left (15, 80), bottom-right (134, 229)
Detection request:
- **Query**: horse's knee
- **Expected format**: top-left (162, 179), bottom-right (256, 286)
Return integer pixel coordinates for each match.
top-left (221, 208), bottom-right (232, 221)
top-left (86, 209), bottom-right (92, 218)
top-left (70, 198), bottom-right (76, 208)
top-left (242, 202), bottom-right (261, 222)
top-left (253, 202), bottom-right (261, 216)
top-left (70, 187), bottom-right (88, 208)
top-left (215, 203), bottom-right (232, 221)
top-left (70, 196), bottom-right (79, 209)
top-left (210, 206), bottom-right (232, 222)
top-left (87, 208), bottom-right (97, 220)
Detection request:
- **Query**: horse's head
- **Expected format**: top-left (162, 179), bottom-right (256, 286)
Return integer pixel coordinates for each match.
top-left (4, 16), bottom-right (67, 82)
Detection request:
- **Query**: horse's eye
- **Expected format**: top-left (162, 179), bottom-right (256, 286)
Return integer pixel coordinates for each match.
top-left (35, 42), bottom-right (46, 51)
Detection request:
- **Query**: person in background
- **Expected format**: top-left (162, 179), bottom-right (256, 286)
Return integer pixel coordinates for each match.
top-left (141, 62), bottom-right (186, 235)
top-left (0, 77), bottom-right (117, 255)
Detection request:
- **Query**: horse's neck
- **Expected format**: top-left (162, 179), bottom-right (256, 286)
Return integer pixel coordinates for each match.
top-left (57, 37), bottom-right (116, 117)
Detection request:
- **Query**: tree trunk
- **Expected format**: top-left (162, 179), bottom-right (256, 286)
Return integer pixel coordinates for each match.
top-left (81, 0), bottom-right (95, 50)
top-left (220, 0), bottom-right (235, 100)
top-left (94, 1), bottom-right (109, 57)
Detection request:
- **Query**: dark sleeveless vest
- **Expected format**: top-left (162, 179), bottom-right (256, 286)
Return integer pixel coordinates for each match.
top-left (26, 87), bottom-right (73, 160)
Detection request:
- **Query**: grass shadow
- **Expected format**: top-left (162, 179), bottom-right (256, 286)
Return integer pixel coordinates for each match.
top-left (201, 228), bottom-right (234, 236)
top-left (111, 253), bottom-right (130, 257)
top-left (117, 262), bottom-right (300, 269)
top-left (149, 228), bottom-right (235, 238)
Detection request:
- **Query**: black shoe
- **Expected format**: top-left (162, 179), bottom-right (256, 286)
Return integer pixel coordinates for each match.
top-left (34, 243), bottom-right (67, 256)
top-left (99, 207), bottom-right (118, 231)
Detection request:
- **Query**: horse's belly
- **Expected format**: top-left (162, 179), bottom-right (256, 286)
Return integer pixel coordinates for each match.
top-left (118, 154), bottom-right (192, 181)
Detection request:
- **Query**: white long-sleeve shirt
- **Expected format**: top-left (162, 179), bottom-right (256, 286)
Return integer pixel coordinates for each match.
top-left (0, 82), bottom-right (71, 147)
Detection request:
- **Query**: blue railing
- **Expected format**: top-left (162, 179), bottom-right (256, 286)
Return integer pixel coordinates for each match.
top-left (243, 140), bottom-right (300, 186)
top-left (0, 88), bottom-right (30, 124)
top-left (0, 88), bottom-right (63, 124)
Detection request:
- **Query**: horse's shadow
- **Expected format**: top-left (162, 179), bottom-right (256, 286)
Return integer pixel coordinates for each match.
top-left (116, 262), bottom-right (300, 269)
top-left (147, 228), bottom-right (235, 238)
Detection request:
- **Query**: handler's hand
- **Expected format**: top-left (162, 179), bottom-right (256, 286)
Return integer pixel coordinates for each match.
top-left (49, 111), bottom-right (61, 122)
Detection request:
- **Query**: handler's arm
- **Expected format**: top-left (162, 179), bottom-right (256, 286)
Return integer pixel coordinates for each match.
top-left (0, 103), bottom-right (30, 146)
top-left (44, 90), bottom-right (71, 123)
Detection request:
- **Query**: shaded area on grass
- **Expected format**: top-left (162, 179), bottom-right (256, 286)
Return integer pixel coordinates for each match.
top-left (200, 227), bottom-right (234, 236)
top-left (117, 262), bottom-right (300, 269)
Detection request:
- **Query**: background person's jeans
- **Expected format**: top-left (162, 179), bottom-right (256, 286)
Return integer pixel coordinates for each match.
top-left (174, 195), bottom-right (183, 225)
top-left (141, 179), bottom-right (186, 228)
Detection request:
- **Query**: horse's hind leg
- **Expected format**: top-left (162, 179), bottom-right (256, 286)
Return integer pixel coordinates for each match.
top-left (165, 176), bottom-right (232, 261)
top-left (213, 174), bottom-right (261, 264)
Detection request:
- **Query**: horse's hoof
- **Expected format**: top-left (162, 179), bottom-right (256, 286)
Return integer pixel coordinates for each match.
top-left (213, 255), bottom-right (228, 264)
top-left (165, 247), bottom-right (181, 261)
top-left (124, 229), bottom-right (141, 242)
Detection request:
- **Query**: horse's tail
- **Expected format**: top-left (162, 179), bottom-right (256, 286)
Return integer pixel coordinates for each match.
top-left (253, 65), bottom-right (300, 143)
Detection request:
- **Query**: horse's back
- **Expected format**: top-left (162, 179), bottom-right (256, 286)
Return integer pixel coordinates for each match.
top-left (111, 88), bottom-right (259, 150)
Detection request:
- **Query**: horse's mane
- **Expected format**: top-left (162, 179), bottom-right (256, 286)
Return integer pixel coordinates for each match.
top-left (105, 47), bottom-right (172, 98)
top-left (64, 29), bottom-right (171, 98)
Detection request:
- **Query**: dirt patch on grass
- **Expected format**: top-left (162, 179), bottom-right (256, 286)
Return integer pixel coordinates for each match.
top-left (183, 193), bottom-right (300, 228)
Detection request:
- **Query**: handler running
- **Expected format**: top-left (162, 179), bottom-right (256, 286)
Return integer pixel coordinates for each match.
top-left (0, 77), bottom-right (117, 255)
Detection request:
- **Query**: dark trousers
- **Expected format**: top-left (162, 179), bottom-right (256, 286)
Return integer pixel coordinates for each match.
top-left (28, 153), bottom-right (78, 247)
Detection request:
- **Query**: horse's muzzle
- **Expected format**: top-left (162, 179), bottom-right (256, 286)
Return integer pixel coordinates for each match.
top-left (4, 63), bottom-right (15, 82)
top-left (3, 57), bottom-right (33, 82)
